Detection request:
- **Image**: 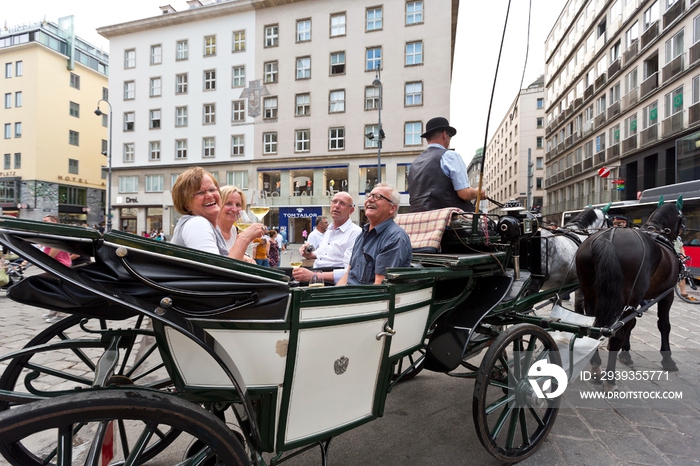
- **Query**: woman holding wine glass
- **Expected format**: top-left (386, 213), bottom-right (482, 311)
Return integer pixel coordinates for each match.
top-left (217, 185), bottom-right (264, 263)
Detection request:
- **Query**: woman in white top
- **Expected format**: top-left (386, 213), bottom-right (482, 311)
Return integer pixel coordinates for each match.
top-left (170, 167), bottom-right (264, 260)
top-left (218, 185), bottom-right (258, 262)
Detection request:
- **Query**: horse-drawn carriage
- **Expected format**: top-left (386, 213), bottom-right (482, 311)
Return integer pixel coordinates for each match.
top-left (0, 206), bottom-right (660, 465)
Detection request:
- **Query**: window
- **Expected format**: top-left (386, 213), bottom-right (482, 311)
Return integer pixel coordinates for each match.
top-left (330, 52), bottom-right (345, 75)
top-left (695, 13), bottom-right (700, 44)
top-left (124, 81), bottom-right (135, 100)
top-left (176, 139), bottom-right (188, 159)
top-left (204, 70), bottom-right (216, 90)
top-left (405, 81), bottom-right (422, 106)
top-left (366, 7), bottom-right (382, 31)
top-left (123, 112), bottom-right (135, 131)
top-left (664, 86), bottom-right (683, 117)
top-left (232, 30), bottom-right (245, 52)
top-left (536, 178), bottom-right (543, 189)
top-left (3, 153), bottom-right (9, 169)
top-left (232, 66), bottom-right (245, 87)
top-left (405, 41), bottom-right (423, 65)
top-left (123, 143), bottom-right (135, 162)
top-left (365, 124), bottom-right (378, 148)
top-left (203, 137), bottom-right (216, 158)
top-left (101, 139), bottom-right (108, 154)
top-left (69, 101), bottom-right (79, 117)
top-left (70, 73), bottom-right (80, 89)
top-left (175, 106), bottom-right (188, 127)
top-left (264, 61), bottom-right (278, 83)
top-left (227, 170), bottom-right (249, 188)
top-left (296, 93), bottom-right (310, 116)
top-left (145, 78), bottom-right (159, 98)
top-left (405, 121), bottom-right (422, 146)
top-left (69, 159), bottom-right (79, 174)
top-left (296, 57), bottom-right (311, 79)
top-left (176, 40), bottom-right (188, 60)
top-left (536, 117), bottom-right (544, 128)
top-left (232, 100), bottom-right (245, 122)
top-left (15, 61), bottom-right (22, 76)
top-left (124, 49), bottom-right (136, 68)
top-left (406, 1), bottom-right (423, 25)
top-left (263, 132), bottom-right (278, 154)
top-left (150, 109), bottom-right (161, 129)
top-left (626, 21), bottom-right (639, 49)
top-left (176, 74), bottom-right (188, 94)
top-left (264, 97), bottom-right (278, 119)
top-left (643, 101), bottom-right (658, 128)
top-left (329, 127), bottom-right (345, 150)
top-left (4, 63), bottom-right (10, 78)
top-left (204, 35), bottom-right (216, 56)
top-left (596, 95), bottom-right (606, 114)
top-left (14, 152), bottom-right (20, 169)
top-left (119, 176), bottom-right (138, 193)
top-left (203, 103), bottom-right (216, 124)
top-left (14, 122), bottom-right (21, 138)
top-left (329, 90), bottom-right (345, 113)
top-left (365, 86), bottom-right (380, 109)
top-left (150, 45), bottom-right (162, 65)
top-left (149, 141), bottom-right (161, 161)
top-left (4, 93), bottom-right (10, 108)
top-left (609, 124), bottom-right (620, 145)
top-left (295, 130), bottom-right (310, 152)
top-left (624, 113), bottom-right (638, 137)
top-left (694, 76), bottom-right (700, 104)
top-left (537, 98), bottom-right (544, 109)
top-left (69, 130), bottom-right (79, 146)
top-left (366, 47), bottom-right (381, 70)
top-left (146, 175), bottom-right (164, 192)
top-left (644, 1), bottom-right (659, 30)
top-left (665, 30), bottom-right (684, 64)
top-left (297, 19), bottom-right (311, 42)
top-left (231, 135), bottom-right (245, 156)
top-left (103, 87), bottom-right (109, 100)
top-left (14, 91), bottom-right (21, 108)
top-left (536, 136), bottom-right (544, 148)
top-left (330, 13), bottom-right (346, 37)
top-left (536, 157), bottom-right (544, 169)
top-left (265, 25), bottom-right (279, 47)
top-left (4, 124), bottom-right (10, 139)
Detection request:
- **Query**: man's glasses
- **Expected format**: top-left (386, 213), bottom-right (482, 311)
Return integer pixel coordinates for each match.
top-left (192, 187), bottom-right (219, 198)
top-left (366, 192), bottom-right (394, 204)
top-left (331, 199), bottom-right (353, 208)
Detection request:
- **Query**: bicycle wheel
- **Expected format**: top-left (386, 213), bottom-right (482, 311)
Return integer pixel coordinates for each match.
top-left (0, 389), bottom-right (250, 465)
top-left (675, 278), bottom-right (700, 304)
top-left (0, 314), bottom-right (177, 465)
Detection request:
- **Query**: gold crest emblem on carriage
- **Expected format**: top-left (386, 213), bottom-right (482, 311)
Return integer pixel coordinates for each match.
top-left (334, 356), bottom-right (349, 375)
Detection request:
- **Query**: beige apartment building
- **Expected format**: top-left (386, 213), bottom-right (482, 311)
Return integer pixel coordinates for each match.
top-left (483, 77), bottom-right (546, 215)
top-left (0, 18), bottom-right (109, 225)
top-left (98, 0), bottom-right (457, 240)
top-left (543, 0), bottom-right (700, 223)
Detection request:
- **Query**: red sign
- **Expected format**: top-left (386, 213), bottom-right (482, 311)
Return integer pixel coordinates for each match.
top-left (598, 167), bottom-right (611, 178)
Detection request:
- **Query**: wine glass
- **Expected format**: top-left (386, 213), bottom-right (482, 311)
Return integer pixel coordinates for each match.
top-left (249, 191), bottom-right (270, 223)
top-left (309, 271), bottom-right (324, 288)
top-left (235, 210), bottom-right (252, 231)
top-left (289, 251), bottom-right (302, 269)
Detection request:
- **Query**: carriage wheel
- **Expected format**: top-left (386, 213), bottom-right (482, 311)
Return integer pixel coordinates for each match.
top-left (0, 314), bottom-right (178, 466)
top-left (473, 324), bottom-right (562, 463)
top-left (391, 344), bottom-right (426, 382)
top-left (0, 389), bottom-right (250, 465)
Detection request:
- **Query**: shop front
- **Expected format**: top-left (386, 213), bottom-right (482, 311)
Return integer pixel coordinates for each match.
top-left (278, 207), bottom-right (323, 244)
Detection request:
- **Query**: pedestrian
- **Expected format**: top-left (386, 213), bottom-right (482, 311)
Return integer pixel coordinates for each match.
top-left (302, 229), bottom-right (308, 241)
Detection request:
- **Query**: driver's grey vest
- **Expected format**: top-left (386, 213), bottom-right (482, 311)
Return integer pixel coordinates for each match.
top-left (408, 146), bottom-right (475, 213)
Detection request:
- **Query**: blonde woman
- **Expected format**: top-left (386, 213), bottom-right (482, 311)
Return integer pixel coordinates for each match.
top-left (217, 185), bottom-right (259, 263)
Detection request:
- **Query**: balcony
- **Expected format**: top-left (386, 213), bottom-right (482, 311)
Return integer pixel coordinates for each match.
top-left (623, 41), bottom-right (638, 66)
top-left (595, 72), bottom-right (607, 91)
top-left (573, 130), bottom-right (581, 144)
top-left (622, 88), bottom-right (638, 110)
top-left (565, 167), bottom-right (573, 178)
top-left (640, 124), bottom-right (658, 147)
top-left (557, 141), bottom-right (565, 153)
top-left (641, 21), bottom-right (659, 49)
top-left (690, 41), bottom-right (700, 66)
top-left (608, 58), bottom-right (621, 78)
top-left (584, 85), bottom-right (594, 101)
top-left (690, 102), bottom-right (700, 126)
top-left (595, 112), bottom-right (606, 127)
top-left (607, 100), bottom-right (621, 119)
top-left (622, 134), bottom-right (637, 154)
top-left (566, 105), bottom-right (573, 119)
top-left (595, 151), bottom-right (605, 165)
top-left (574, 162), bottom-right (583, 174)
top-left (583, 120), bottom-right (593, 136)
top-left (662, 54), bottom-right (684, 83)
top-left (661, 112), bottom-right (684, 137)
top-left (566, 135), bottom-right (573, 147)
top-left (607, 143), bottom-right (620, 161)
top-left (640, 72), bottom-right (658, 98)
top-left (663, 0), bottom-right (684, 29)
top-left (595, 31), bottom-right (607, 54)
top-left (574, 97), bottom-right (583, 110)
top-left (583, 157), bottom-right (593, 170)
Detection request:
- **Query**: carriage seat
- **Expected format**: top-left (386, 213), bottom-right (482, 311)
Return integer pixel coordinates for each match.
top-left (395, 208), bottom-right (463, 253)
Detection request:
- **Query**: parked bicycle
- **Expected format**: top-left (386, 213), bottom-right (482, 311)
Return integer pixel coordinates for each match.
top-left (675, 255), bottom-right (700, 304)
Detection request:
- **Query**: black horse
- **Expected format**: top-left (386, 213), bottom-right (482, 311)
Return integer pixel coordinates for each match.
top-left (575, 199), bottom-right (683, 389)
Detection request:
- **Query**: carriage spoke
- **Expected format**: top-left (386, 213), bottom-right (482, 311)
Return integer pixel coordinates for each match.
top-left (57, 424), bottom-right (73, 464)
top-left (123, 421), bottom-right (158, 466)
top-left (512, 338), bottom-right (523, 380)
top-left (519, 407), bottom-right (530, 445)
top-left (118, 418), bottom-right (130, 459)
top-left (85, 421), bottom-right (111, 466)
top-left (490, 404), bottom-right (512, 439)
top-left (505, 407), bottom-right (520, 449)
top-left (528, 406), bottom-right (546, 428)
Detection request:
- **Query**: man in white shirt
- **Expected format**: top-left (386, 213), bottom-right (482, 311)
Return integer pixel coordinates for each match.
top-left (293, 192), bottom-right (361, 284)
top-left (306, 216), bottom-right (328, 250)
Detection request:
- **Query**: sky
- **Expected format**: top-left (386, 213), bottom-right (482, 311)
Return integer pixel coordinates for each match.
top-left (4, 0), bottom-right (566, 164)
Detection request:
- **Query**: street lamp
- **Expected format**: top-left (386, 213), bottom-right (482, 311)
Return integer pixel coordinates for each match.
top-left (94, 99), bottom-right (112, 232)
top-left (369, 68), bottom-right (385, 183)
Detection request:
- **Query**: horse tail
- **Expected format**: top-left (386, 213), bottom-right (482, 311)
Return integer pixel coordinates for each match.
top-left (590, 237), bottom-right (625, 328)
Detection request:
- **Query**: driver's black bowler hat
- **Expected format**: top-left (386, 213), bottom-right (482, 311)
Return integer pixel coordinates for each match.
top-left (421, 117), bottom-right (457, 138)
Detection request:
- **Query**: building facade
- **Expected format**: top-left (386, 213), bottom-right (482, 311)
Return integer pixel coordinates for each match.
top-left (0, 18), bottom-right (109, 225)
top-left (543, 0), bottom-right (700, 223)
top-left (483, 77), bottom-right (546, 214)
top-left (98, 0), bottom-right (458, 240)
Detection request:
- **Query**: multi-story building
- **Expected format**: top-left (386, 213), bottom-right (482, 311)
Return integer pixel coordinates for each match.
top-left (543, 0), bottom-right (700, 223)
top-left (98, 0), bottom-right (458, 240)
top-left (483, 77), bottom-right (546, 214)
top-left (0, 18), bottom-right (109, 225)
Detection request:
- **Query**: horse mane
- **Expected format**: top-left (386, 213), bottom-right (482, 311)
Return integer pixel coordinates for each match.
top-left (565, 208), bottom-right (599, 229)
top-left (644, 203), bottom-right (680, 233)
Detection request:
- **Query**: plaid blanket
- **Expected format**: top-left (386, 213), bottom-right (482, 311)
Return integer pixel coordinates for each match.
top-left (395, 208), bottom-right (463, 252)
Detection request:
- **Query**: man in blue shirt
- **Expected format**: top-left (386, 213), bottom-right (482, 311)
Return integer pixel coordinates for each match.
top-left (338, 184), bottom-right (412, 285)
top-left (408, 117), bottom-right (483, 212)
